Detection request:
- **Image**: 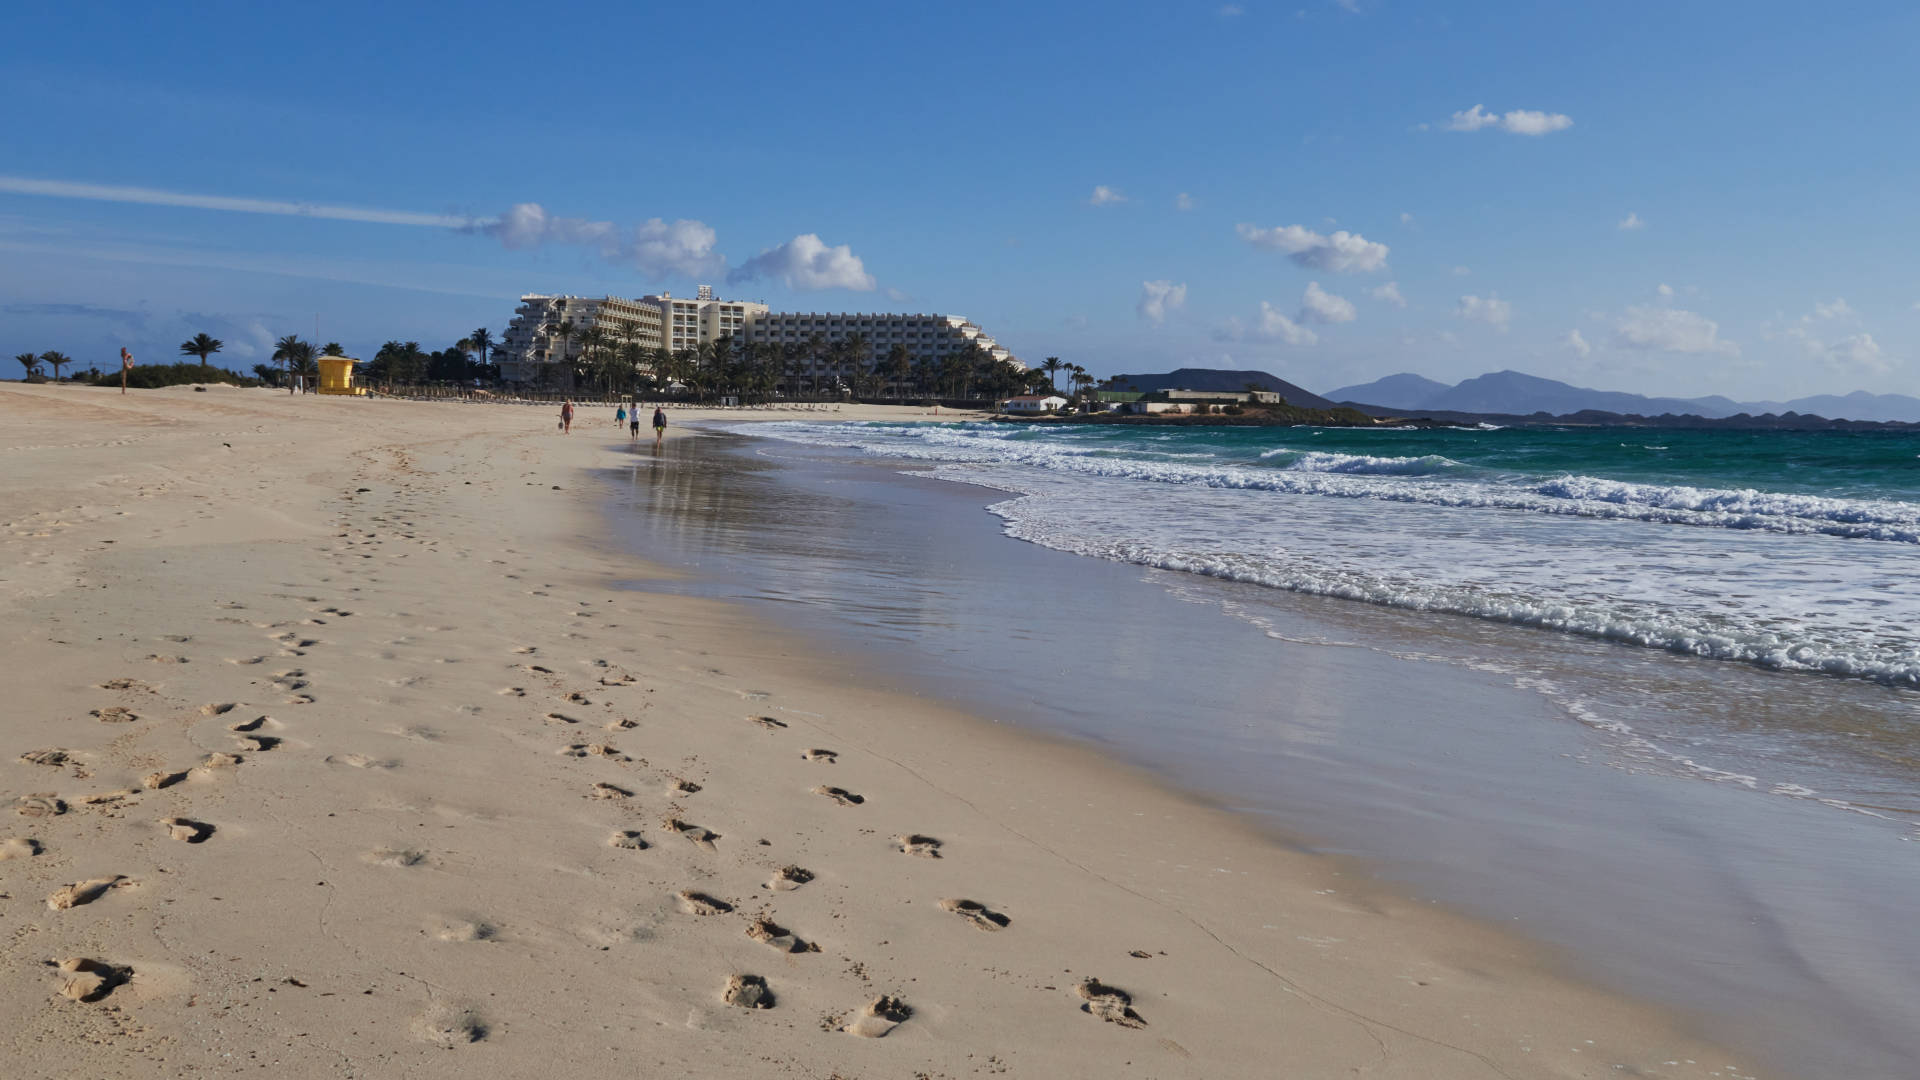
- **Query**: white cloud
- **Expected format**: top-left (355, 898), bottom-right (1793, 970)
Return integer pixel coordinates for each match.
top-left (1612, 305), bottom-right (1739, 356)
top-left (1299, 281), bottom-right (1356, 324)
top-left (1089, 185), bottom-right (1128, 206)
top-left (1449, 265), bottom-right (1472, 277)
top-left (1618, 212), bottom-right (1645, 231)
top-left (1235, 223), bottom-right (1390, 273)
top-left (1176, 192), bottom-right (1196, 211)
top-left (1564, 329), bottom-right (1592, 358)
top-left (727, 233), bottom-right (875, 291)
top-left (1369, 281), bottom-right (1406, 307)
top-left (1812, 297), bottom-right (1855, 320)
top-left (1657, 283), bottom-right (1674, 298)
top-left (0, 174), bottom-right (473, 227)
top-left (1445, 104), bottom-right (1574, 136)
top-left (1456, 293), bottom-right (1513, 331)
top-left (1399, 211), bottom-right (1414, 225)
top-left (1136, 280), bottom-right (1188, 324)
top-left (1257, 302), bottom-right (1319, 345)
top-left (485, 203), bottom-right (724, 279)
top-left (1822, 333), bottom-right (1892, 375)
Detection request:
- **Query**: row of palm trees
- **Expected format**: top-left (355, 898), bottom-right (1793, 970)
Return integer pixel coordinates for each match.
top-left (14, 351), bottom-right (74, 381)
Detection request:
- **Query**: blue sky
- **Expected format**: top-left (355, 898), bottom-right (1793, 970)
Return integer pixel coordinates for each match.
top-left (4, 0), bottom-right (1917, 400)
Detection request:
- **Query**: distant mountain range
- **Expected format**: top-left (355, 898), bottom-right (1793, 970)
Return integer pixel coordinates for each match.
top-left (1324, 370), bottom-right (1920, 423)
top-left (1105, 368), bottom-right (1339, 409)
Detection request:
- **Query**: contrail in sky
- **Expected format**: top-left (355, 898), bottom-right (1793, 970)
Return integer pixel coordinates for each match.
top-left (0, 175), bottom-right (488, 229)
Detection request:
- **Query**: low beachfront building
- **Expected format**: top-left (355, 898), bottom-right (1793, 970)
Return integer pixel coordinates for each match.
top-left (497, 294), bottom-right (665, 386)
top-left (1002, 394), bottom-right (1069, 414)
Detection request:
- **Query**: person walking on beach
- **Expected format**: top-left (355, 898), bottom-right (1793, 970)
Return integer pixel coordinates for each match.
top-left (652, 406), bottom-right (667, 448)
top-left (615, 404), bottom-right (626, 430)
top-left (629, 407), bottom-right (641, 441)
top-left (560, 400), bottom-right (574, 434)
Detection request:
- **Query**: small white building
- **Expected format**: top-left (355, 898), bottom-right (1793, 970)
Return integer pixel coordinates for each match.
top-left (1002, 394), bottom-right (1069, 414)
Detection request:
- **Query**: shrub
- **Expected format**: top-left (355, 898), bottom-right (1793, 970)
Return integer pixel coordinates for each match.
top-left (91, 362), bottom-right (259, 389)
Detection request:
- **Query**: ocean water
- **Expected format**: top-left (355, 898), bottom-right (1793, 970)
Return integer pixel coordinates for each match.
top-left (730, 422), bottom-right (1920, 688)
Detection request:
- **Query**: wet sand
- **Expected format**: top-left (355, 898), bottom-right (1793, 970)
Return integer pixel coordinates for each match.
top-left (2, 383), bottom-right (1753, 1078)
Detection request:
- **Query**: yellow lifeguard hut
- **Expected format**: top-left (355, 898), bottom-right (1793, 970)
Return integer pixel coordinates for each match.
top-left (315, 355), bottom-right (366, 396)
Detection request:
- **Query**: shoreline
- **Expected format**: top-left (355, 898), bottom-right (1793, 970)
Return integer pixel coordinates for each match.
top-left (1, 384), bottom-right (1758, 1077)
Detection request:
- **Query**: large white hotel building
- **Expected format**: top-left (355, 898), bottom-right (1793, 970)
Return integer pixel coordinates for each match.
top-left (496, 285), bottom-right (1019, 387)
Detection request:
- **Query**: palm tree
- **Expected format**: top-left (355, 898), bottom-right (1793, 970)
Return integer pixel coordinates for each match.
top-left (883, 344), bottom-right (912, 400)
top-left (469, 327), bottom-right (493, 372)
top-left (1041, 356), bottom-right (1064, 393)
top-left (251, 363), bottom-right (280, 386)
top-left (179, 333), bottom-right (223, 372)
top-left (40, 351), bottom-right (72, 382)
top-left (15, 352), bottom-right (39, 381)
top-left (271, 335), bottom-right (312, 394)
top-left (322, 342), bottom-right (344, 358)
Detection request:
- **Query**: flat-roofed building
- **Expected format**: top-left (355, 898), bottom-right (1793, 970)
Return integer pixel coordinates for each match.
top-left (743, 310), bottom-right (1021, 393)
top-left (497, 294), bottom-right (664, 386)
top-left (641, 284), bottom-right (770, 354)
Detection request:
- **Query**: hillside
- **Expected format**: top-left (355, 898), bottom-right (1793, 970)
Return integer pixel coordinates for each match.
top-left (1102, 368), bottom-right (1337, 409)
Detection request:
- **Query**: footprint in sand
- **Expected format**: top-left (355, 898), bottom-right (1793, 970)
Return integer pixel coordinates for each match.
top-left (671, 778), bottom-right (701, 795)
top-left (196, 752), bottom-right (243, 774)
top-left (227, 715), bottom-right (270, 732)
top-left (545, 712), bottom-right (581, 725)
top-left (1, 837), bottom-right (43, 860)
top-left (801, 748), bottom-right (838, 764)
top-left (18, 749), bottom-right (73, 768)
top-left (325, 753), bottom-right (396, 769)
top-left (199, 703), bottom-right (236, 717)
top-left (143, 770), bottom-right (189, 790)
top-left (90, 707), bottom-right (139, 724)
top-left (498, 687), bottom-right (527, 697)
top-left (144, 655), bottom-right (188, 664)
top-left (663, 818), bottom-right (720, 851)
top-left (765, 865), bottom-right (813, 892)
top-left (51, 957), bottom-right (132, 1003)
top-left (842, 995), bottom-right (913, 1038)
top-left (1076, 978), bottom-right (1147, 1028)
top-left (227, 656), bottom-right (267, 666)
top-left (939, 898), bottom-right (1010, 931)
top-left (677, 891), bottom-right (733, 916)
top-left (80, 789), bottom-right (138, 808)
top-left (47, 875), bottom-right (134, 911)
top-left (98, 678), bottom-right (151, 691)
top-left (566, 692), bottom-right (592, 705)
top-left (411, 1003), bottom-right (488, 1045)
top-left (590, 744), bottom-right (630, 762)
top-left (893, 834), bottom-right (942, 858)
top-left (366, 848), bottom-right (428, 868)
top-left (605, 718), bottom-right (637, 731)
top-left (523, 664), bottom-right (554, 675)
top-left (750, 716), bottom-right (787, 730)
top-left (235, 735), bottom-right (281, 752)
top-left (598, 673), bottom-right (636, 687)
top-left (433, 918), bottom-right (499, 942)
top-left (722, 974), bottom-right (773, 1009)
top-left (746, 917), bottom-right (818, 954)
top-left (159, 817), bottom-right (214, 843)
top-left (608, 830), bottom-right (649, 850)
top-left (15, 795), bottom-right (68, 818)
top-left (588, 782), bottom-right (634, 801)
top-left (812, 786), bottom-right (864, 807)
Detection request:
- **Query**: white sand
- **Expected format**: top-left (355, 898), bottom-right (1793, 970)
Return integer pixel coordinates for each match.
top-left (0, 383), bottom-right (1758, 1078)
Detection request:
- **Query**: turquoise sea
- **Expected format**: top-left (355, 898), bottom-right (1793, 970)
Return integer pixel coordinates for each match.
top-left (739, 421), bottom-right (1920, 686)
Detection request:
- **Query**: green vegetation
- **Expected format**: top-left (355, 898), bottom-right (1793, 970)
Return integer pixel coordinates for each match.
top-left (15, 352), bottom-right (42, 382)
top-left (89, 362), bottom-right (258, 389)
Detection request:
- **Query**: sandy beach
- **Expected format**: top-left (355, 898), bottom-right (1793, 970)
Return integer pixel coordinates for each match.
top-left (1, 383), bottom-right (1757, 1079)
